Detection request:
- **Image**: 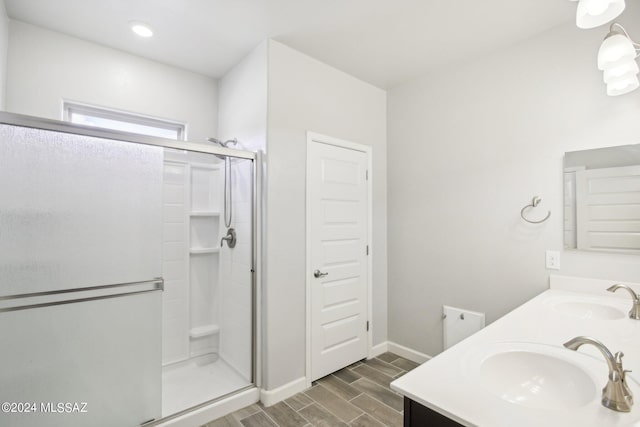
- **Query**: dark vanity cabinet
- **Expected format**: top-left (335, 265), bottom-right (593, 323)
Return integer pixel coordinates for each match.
top-left (404, 398), bottom-right (465, 427)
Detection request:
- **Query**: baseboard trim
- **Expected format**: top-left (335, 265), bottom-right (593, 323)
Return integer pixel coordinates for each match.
top-left (387, 341), bottom-right (431, 364)
top-left (260, 343), bottom-right (430, 408)
top-left (260, 377), bottom-right (307, 407)
top-left (370, 341), bottom-right (389, 358)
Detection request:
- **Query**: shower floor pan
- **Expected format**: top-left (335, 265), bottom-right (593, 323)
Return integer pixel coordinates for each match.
top-left (162, 354), bottom-right (250, 417)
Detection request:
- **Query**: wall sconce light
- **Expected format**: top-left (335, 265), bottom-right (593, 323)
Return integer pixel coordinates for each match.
top-left (598, 23), bottom-right (640, 96)
top-left (569, 0), bottom-right (625, 29)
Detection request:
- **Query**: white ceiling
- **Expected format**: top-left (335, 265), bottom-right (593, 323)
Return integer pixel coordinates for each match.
top-left (4, 0), bottom-right (575, 88)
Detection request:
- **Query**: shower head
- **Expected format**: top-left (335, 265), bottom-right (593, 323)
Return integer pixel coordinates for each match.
top-left (206, 137), bottom-right (238, 160)
top-left (206, 137), bottom-right (238, 148)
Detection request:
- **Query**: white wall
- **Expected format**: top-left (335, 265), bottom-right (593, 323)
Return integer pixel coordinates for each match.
top-left (264, 40), bottom-right (387, 390)
top-left (0, 1), bottom-right (8, 109)
top-left (6, 20), bottom-right (218, 143)
top-left (387, 10), bottom-right (640, 357)
top-left (218, 42), bottom-right (268, 153)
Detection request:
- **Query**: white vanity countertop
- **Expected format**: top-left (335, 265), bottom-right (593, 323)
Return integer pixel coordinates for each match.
top-left (390, 276), bottom-right (640, 427)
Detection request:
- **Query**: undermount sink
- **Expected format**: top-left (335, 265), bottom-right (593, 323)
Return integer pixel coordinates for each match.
top-left (464, 342), bottom-right (601, 411)
top-left (480, 350), bottom-right (596, 410)
top-left (544, 295), bottom-right (626, 320)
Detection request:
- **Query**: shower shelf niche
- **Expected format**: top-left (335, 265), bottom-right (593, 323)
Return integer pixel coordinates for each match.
top-left (188, 163), bottom-right (223, 360)
top-left (189, 324), bottom-right (220, 339)
top-left (190, 211), bottom-right (220, 217)
top-left (190, 216), bottom-right (219, 249)
top-left (189, 247), bottom-right (220, 255)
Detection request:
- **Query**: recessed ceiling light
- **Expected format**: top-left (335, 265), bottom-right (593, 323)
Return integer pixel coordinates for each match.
top-left (130, 22), bottom-right (153, 38)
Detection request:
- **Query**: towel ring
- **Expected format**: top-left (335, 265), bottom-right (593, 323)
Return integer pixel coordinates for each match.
top-left (520, 196), bottom-right (551, 224)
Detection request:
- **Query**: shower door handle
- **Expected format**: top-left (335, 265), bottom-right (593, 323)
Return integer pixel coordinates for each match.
top-left (313, 270), bottom-right (328, 278)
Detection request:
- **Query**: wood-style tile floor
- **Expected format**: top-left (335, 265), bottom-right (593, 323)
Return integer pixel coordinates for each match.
top-left (201, 352), bottom-right (419, 427)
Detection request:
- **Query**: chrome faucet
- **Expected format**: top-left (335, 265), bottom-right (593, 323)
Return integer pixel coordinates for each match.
top-left (607, 284), bottom-right (640, 320)
top-left (220, 228), bottom-right (236, 249)
top-left (564, 336), bottom-right (633, 412)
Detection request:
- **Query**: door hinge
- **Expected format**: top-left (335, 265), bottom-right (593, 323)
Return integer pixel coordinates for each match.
top-left (366, 321), bottom-right (370, 331)
top-left (366, 245), bottom-right (369, 255)
top-left (366, 170), bottom-right (369, 180)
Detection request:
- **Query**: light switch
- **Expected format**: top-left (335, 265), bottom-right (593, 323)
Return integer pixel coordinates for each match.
top-left (546, 250), bottom-right (560, 270)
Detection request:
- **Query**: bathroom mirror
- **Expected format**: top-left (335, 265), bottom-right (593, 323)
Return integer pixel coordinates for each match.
top-left (564, 144), bottom-right (640, 254)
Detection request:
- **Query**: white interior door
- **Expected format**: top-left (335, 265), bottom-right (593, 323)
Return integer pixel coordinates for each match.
top-left (307, 135), bottom-right (369, 381)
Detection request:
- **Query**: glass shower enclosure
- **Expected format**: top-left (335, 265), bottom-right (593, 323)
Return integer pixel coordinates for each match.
top-left (0, 112), bottom-right (257, 426)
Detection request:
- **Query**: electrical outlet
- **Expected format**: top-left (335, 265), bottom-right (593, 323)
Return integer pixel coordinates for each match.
top-left (546, 250), bottom-right (560, 270)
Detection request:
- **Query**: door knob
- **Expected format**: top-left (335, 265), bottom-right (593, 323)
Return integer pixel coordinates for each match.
top-left (313, 270), bottom-right (328, 278)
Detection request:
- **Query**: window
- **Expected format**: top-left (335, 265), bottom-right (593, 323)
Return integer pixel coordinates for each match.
top-left (63, 102), bottom-right (186, 140)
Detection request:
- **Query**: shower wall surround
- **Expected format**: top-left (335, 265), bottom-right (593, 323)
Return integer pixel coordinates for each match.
top-left (219, 158), bottom-right (254, 380)
top-left (161, 150), bottom-right (225, 365)
top-left (162, 158), bottom-right (191, 365)
top-left (161, 149), bottom-right (254, 381)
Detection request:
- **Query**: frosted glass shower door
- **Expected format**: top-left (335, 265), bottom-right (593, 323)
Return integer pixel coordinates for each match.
top-left (0, 124), bottom-right (163, 427)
